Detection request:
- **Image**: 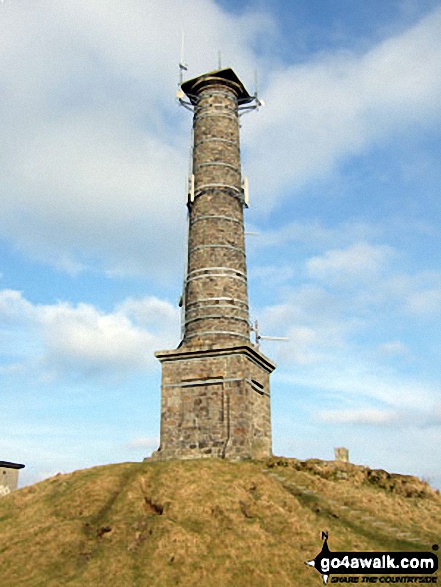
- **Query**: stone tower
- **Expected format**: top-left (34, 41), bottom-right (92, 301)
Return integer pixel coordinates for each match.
top-left (153, 68), bottom-right (275, 461)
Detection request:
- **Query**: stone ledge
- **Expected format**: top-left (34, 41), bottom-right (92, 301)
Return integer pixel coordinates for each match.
top-left (155, 343), bottom-right (276, 374)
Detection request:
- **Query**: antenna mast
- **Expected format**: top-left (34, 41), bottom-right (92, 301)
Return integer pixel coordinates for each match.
top-left (251, 319), bottom-right (289, 348)
top-left (179, 30), bottom-right (188, 85)
top-left (176, 31), bottom-right (194, 111)
top-left (237, 69), bottom-right (265, 116)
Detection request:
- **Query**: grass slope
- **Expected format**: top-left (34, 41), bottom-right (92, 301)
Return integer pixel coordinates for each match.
top-left (0, 458), bottom-right (439, 586)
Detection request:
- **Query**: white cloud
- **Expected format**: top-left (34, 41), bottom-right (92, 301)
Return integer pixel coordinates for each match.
top-left (306, 242), bottom-right (394, 281)
top-left (257, 266), bottom-right (439, 414)
top-left (377, 341), bottom-right (409, 356)
top-left (0, 289), bottom-right (34, 322)
top-left (277, 359), bottom-right (438, 412)
top-left (40, 303), bottom-right (156, 378)
top-left (250, 220), bottom-right (380, 250)
top-left (1, 1), bottom-right (440, 276)
top-left (125, 436), bottom-right (159, 452)
top-left (383, 270), bottom-right (441, 317)
top-left (116, 297), bottom-right (178, 330)
top-left (318, 408), bottom-right (398, 425)
top-left (0, 0), bottom-right (271, 279)
top-left (0, 363), bottom-right (26, 374)
top-left (260, 284), bottom-right (346, 324)
top-left (422, 405), bottom-right (441, 428)
top-left (0, 289), bottom-right (179, 380)
top-left (262, 307), bottom-right (358, 367)
top-left (249, 264), bottom-right (297, 286)
top-left (244, 6), bottom-right (441, 207)
top-left (281, 325), bottom-right (322, 365)
top-left (405, 288), bottom-right (441, 316)
top-left (2, 114), bottom-right (187, 279)
top-left (318, 404), bottom-right (441, 429)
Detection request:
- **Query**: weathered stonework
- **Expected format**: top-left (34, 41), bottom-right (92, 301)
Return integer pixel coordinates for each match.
top-left (334, 447), bottom-right (350, 463)
top-left (152, 69), bottom-right (275, 461)
top-left (155, 344), bottom-right (273, 460)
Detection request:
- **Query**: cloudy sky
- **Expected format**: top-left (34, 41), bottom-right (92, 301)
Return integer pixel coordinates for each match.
top-left (1, 0), bottom-right (440, 489)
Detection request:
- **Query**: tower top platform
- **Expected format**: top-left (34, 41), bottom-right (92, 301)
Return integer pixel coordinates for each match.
top-left (181, 68), bottom-right (253, 105)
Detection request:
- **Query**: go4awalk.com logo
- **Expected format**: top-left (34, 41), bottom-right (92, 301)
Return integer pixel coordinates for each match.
top-left (305, 532), bottom-right (438, 584)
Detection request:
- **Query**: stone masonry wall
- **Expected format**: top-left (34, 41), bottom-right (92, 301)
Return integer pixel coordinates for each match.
top-left (155, 347), bottom-right (272, 461)
top-left (0, 467), bottom-right (19, 497)
top-left (183, 81), bottom-right (249, 348)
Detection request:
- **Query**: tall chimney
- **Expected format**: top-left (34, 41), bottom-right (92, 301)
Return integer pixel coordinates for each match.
top-left (152, 69), bottom-right (275, 461)
top-left (181, 69), bottom-right (250, 347)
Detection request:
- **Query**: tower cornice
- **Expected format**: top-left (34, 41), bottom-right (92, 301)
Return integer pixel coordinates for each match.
top-left (155, 343), bottom-right (276, 374)
top-left (181, 68), bottom-right (253, 105)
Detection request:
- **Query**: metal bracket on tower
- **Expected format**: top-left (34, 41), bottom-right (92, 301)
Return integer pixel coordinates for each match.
top-left (187, 174), bottom-right (195, 205)
top-left (177, 88), bottom-right (194, 111)
top-left (238, 71), bottom-right (265, 116)
top-left (250, 319), bottom-right (289, 349)
top-left (238, 95), bottom-right (265, 116)
top-left (176, 31), bottom-right (194, 111)
top-left (242, 176), bottom-right (249, 207)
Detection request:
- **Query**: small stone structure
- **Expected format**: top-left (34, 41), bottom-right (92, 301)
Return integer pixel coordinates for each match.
top-left (334, 447), bottom-right (349, 463)
top-left (0, 461), bottom-right (25, 496)
top-left (152, 69), bottom-right (275, 461)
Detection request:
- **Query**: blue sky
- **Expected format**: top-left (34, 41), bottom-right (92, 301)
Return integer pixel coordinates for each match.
top-left (1, 0), bottom-right (440, 489)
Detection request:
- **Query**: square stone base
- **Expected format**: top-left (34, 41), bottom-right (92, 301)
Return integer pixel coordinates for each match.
top-left (152, 344), bottom-right (275, 461)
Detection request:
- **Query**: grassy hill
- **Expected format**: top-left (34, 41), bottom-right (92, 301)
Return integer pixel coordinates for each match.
top-left (0, 457), bottom-right (439, 586)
